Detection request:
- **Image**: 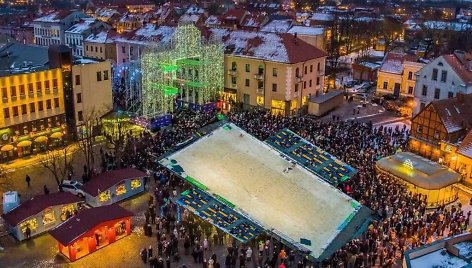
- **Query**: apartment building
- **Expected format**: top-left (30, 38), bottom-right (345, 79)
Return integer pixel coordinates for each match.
top-left (33, 10), bottom-right (89, 46)
top-left (413, 51), bottom-right (472, 115)
top-left (210, 29), bottom-right (327, 115)
top-left (83, 30), bottom-right (117, 63)
top-left (64, 18), bottom-right (110, 57)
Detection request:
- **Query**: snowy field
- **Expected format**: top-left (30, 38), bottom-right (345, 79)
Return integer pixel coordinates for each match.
top-left (164, 123), bottom-right (358, 259)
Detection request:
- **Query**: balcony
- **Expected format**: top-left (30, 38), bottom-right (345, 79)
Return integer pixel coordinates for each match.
top-left (11, 96), bottom-right (17, 102)
top-left (296, 76), bottom-right (303, 83)
top-left (37, 92), bottom-right (42, 97)
top-left (45, 89), bottom-right (51, 94)
top-left (53, 88), bottom-right (58, 94)
top-left (28, 92), bottom-right (34, 98)
top-left (256, 87), bottom-right (264, 94)
top-left (20, 94), bottom-right (26, 100)
top-left (227, 69), bottom-right (237, 76)
top-left (254, 73), bottom-right (264, 80)
top-left (318, 70), bottom-right (325, 76)
top-left (2, 97), bottom-right (7, 103)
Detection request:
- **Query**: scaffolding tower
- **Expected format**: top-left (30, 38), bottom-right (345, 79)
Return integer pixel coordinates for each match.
top-left (113, 60), bottom-right (142, 114)
top-left (141, 23), bottom-right (224, 118)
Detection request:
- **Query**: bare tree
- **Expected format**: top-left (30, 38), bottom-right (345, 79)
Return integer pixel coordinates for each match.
top-left (380, 17), bottom-right (403, 54)
top-left (0, 164), bottom-right (12, 192)
top-left (102, 114), bottom-right (132, 168)
top-left (40, 145), bottom-right (74, 186)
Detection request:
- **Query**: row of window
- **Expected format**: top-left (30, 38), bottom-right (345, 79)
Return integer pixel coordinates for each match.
top-left (1, 80), bottom-right (59, 102)
top-left (35, 37), bottom-right (60, 46)
top-left (86, 45), bottom-right (103, 54)
top-left (231, 62), bottom-right (322, 76)
top-left (74, 71), bottom-right (108, 86)
top-left (34, 28), bottom-right (60, 37)
top-left (432, 68), bottom-right (448, 82)
top-left (3, 98), bottom-right (60, 119)
top-left (420, 85), bottom-right (454, 99)
top-left (65, 37), bottom-right (81, 47)
top-left (232, 77), bottom-right (321, 91)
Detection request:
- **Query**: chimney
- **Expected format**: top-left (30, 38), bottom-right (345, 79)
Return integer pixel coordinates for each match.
top-left (294, 32), bottom-right (297, 39)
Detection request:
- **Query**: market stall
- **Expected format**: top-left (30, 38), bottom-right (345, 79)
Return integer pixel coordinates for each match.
top-left (1, 192), bottom-right (83, 241)
top-left (81, 168), bottom-right (148, 207)
top-left (49, 204), bottom-right (133, 262)
top-left (376, 152), bottom-right (460, 208)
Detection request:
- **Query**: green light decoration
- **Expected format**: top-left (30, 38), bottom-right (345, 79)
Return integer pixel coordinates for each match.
top-left (141, 23), bottom-right (224, 118)
top-left (214, 194), bottom-right (236, 209)
top-left (185, 176), bottom-right (208, 191)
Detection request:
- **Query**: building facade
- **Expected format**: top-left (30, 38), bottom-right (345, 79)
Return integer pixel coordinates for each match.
top-left (413, 51), bottom-right (472, 115)
top-left (64, 19), bottom-right (109, 57)
top-left (83, 31), bottom-right (117, 63)
top-left (33, 10), bottom-right (89, 46)
top-left (376, 52), bottom-right (424, 98)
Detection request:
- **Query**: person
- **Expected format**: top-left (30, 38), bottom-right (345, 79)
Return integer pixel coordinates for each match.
top-left (148, 245), bottom-right (153, 258)
top-left (95, 233), bottom-right (100, 246)
top-left (25, 225), bottom-right (31, 239)
top-left (25, 175), bottom-right (31, 188)
top-left (140, 248), bottom-right (148, 263)
top-left (43, 185), bottom-right (49, 195)
top-left (245, 247), bottom-right (252, 262)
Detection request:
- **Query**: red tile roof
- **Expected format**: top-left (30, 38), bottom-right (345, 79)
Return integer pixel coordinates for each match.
top-left (458, 130), bottom-right (472, 158)
top-left (1, 192), bottom-right (82, 226)
top-left (443, 53), bottom-right (472, 85)
top-left (49, 204), bottom-right (133, 245)
top-left (279, 33), bottom-right (327, 63)
top-left (430, 93), bottom-right (472, 134)
top-left (81, 168), bottom-right (148, 196)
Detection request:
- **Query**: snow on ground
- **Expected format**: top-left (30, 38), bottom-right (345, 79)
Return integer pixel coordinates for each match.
top-left (339, 49), bottom-right (384, 64)
top-left (165, 124), bottom-right (357, 259)
top-left (454, 241), bottom-right (472, 259)
top-left (409, 249), bottom-right (469, 268)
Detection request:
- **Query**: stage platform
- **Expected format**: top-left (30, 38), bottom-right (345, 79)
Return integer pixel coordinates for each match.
top-left (159, 123), bottom-right (372, 262)
top-left (265, 129), bottom-right (357, 186)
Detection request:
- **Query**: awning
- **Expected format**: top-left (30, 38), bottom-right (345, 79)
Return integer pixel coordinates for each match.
top-left (1, 144), bottom-right (14, 152)
top-left (16, 140), bottom-right (32, 147)
top-left (50, 132), bottom-right (63, 139)
top-left (34, 136), bottom-right (48, 143)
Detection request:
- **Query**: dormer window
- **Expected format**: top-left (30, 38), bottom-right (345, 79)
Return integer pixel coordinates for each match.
top-left (438, 62), bottom-right (443, 66)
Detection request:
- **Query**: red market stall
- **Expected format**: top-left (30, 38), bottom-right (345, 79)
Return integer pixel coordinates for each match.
top-left (49, 204), bottom-right (133, 262)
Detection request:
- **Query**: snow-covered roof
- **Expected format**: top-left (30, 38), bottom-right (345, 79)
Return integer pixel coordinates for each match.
top-left (209, 28), bottom-right (326, 64)
top-left (116, 24), bottom-right (175, 45)
top-left (358, 61), bottom-right (380, 69)
top-left (311, 13), bottom-right (334, 21)
top-left (287, 26), bottom-right (324, 36)
top-left (85, 30), bottom-right (115, 44)
top-left (379, 53), bottom-right (405, 74)
top-left (423, 21), bottom-right (472, 31)
top-left (179, 14), bottom-right (201, 24)
top-left (205, 15), bottom-right (220, 26)
top-left (65, 19), bottom-right (96, 34)
top-left (260, 19), bottom-right (292, 33)
top-left (34, 10), bottom-right (75, 23)
top-left (95, 8), bottom-right (119, 20)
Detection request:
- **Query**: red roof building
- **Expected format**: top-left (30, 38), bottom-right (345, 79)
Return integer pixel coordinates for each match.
top-left (49, 204), bottom-right (133, 261)
top-left (1, 192), bottom-right (83, 241)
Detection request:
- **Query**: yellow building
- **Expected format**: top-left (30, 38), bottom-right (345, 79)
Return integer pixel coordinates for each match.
top-left (84, 30), bottom-right (117, 63)
top-left (440, 130), bottom-right (472, 186)
top-left (376, 52), bottom-right (424, 98)
top-left (215, 30), bottom-right (326, 115)
top-left (0, 68), bottom-right (66, 158)
top-left (72, 59), bottom-right (113, 138)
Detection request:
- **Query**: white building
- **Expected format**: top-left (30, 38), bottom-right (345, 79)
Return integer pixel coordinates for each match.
top-left (65, 19), bottom-right (109, 57)
top-left (33, 10), bottom-right (89, 46)
top-left (413, 51), bottom-right (472, 115)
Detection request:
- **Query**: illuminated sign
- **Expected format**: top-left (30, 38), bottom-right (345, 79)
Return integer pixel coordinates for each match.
top-left (403, 159), bottom-right (414, 170)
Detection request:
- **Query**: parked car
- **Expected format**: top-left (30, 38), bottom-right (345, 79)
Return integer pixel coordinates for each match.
top-left (383, 93), bottom-right (398, 100)
top-left (59, 180), bottom-right (85, 197)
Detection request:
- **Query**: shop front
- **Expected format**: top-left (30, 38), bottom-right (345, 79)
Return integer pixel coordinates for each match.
top-left (49, 204), bottom-right (133, 262)
top-left (1, 192), bottom-right (83, 241)
top-left (81, 168), bottom-right (148, 207)
top-left (376, 152), bottom-right (460, 208)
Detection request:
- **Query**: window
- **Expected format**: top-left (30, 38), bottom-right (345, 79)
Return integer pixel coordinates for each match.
top-left (383, 82), bottom-right (388, 89)
top-left (29, 103), bottom-right (35, 113)
top-left (432, 68), bottom-right (438, 81)
top-left (19, 85), bottom-right (25, 96)
top-left (3, 108), bottom-right (9, 119)
top-left (245, 64), bottom-right (250, 72)
top-left (231, 62), bottom-right (236, 70)
top-left (317, 62), bottom-right (321, 71)
top-left (434, 88), bottom-right (440, 99)
top-left (304, 66), bottom-right (307, 74)
top-left (295, 84), bottom-right (299, 92)
top-left (316, 77), bottom-right (320, 86)
top-left (303, 81), bottom-right (307, 89)
top-left (258, 65), bottom-right (264, 75)
top-left (257, 81), bottom-right (264, 90)
top-left (36, 81), bottom-right (42, 92)
top-left (104, 70), bottom-right (109, 80)
top-left (54, 98), bottom-right (59, 108)
top-left (309, 80), bottom-right (312, 87)
top-left (10, 86), bottom-right (16, 98)
top-left (76, 93), bottom-right (82, 103)
top-left (310, 65), bottom-right (313, 73)
top-left (12, 106), bottom-right (18, 117)
top-left (95, 47), bottom-right (97, 52)
top-left (296, 68), bottom-right (300, 77)
top-left (2, 87), bottom-right (7, 99)
top-left (231, 77), bottom-right (236, 85)
top-left (448, 91), bottom-right (454, 98)
top-left (421, 85), bottom-right (427, 96)
top-left (96, 71), bottom-right (102, 81)
top-left (78, 111), bottom-right (83, 121)
top-left (273, 68), bottom-right (277, 77)
top-left (38, 101), bottom-right (43, 111)
top-left (272, 83), bottom-right (277, 92)
top-left (441, 70), bottom-right (447, 82)
top-left (416, 125), bottom-right (422, 134)
top-left (46, 99), bottom-right (51, 109)
top-left (52, 79), bottom-right (58, 89)
top-left (408, 71), bottom-right (413, 80)
top-left (100, 47), bottom-right (103, 53)
top-left (44, 81), bottom-right (50, 91)
top-left (21, 104), bottom-right (27, 115)
top-left (86, 45), bottom-right (88, 51)
top-left (28, 83), bottom-right (33, 95)
top-left (245, 79), bottom-right (250, 87)
top-left (408, 86), bottom-right (413, 94)
top-left (75, 75), bottom-right (81, 85)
